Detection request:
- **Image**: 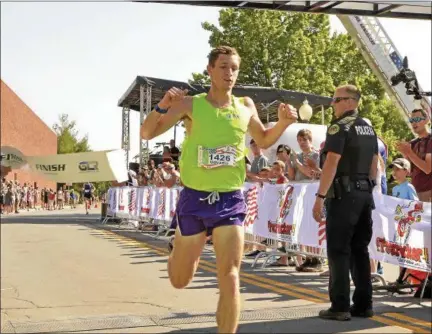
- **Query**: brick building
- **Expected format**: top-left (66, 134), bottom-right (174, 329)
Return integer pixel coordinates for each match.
top-left (1, 80), bottom-right (57, 189)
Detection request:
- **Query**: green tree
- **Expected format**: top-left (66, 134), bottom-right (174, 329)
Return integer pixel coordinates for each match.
top-left (53, 114), bottom-right (90, 154)
top-left (192, 9), bottom-right (411, 161)
top-left (53, 114), bottom-right (111, 199)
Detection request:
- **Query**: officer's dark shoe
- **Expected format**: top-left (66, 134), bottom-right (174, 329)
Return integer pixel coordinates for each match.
top-left (302, 257), bottom-right (323, 272)
top-left (295, 258), bottom-right (311, 272)
top-left (349, 306), bottom-right (374, 318)
top-left (319, 308), bottom-right (351, 321)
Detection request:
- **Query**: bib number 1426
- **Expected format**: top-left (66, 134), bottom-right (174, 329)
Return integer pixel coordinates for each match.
top-left (209, 154), bottom-right (231, 163)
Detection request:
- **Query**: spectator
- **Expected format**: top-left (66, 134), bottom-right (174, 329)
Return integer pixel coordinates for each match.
top-left (70, 189), bottom-right (77, 209)
top-left (153, 164), bottom-right (166, 187)
top-left (162, 146), bottom-right (172, 163)
top-left (389, 157), bottom-right (419, 285)
top-left (128, 169), bottom-right (139, 187)
top-left (43, 188), bottom-right (49, 210)
top-left (271, 161), bottom-right (289, 184)
top-left (397, 109), bottom-right (432, 202)
top-left (247, 139), bottom-right (269, 182)
top-left (57, 187), bottom-right (64, 210)
top-left (364, 118), bottom-right (388, 194)
top-left (0, 178), bottom-right (6, 214)
top-left (275, 144), bottom-right (291, 176)
top-left (5, 183), bottom-right (13, 214)
top-left (390, 158), bottom-right (418, 200)
top-left (287, 129), bottom-right (323, 272)
top-left (245, 156), bottom-right (252, 174)
top-left (169, 139), bottom-right (181, 162)
top-left (138, 166), bottom-right (149, 186)
top-left (258, 167), bottom-right (271, 180)
top-left (34, 186), bottom-right (40, 210)
top-left (48, 189), bottom-right (55, 210)
top-left (268, 161), bottom-right (292, 268)
top-left (163, 163), bottom-right (181, 188)
top-left (244, 140), bottom-right (270, 258)
top-left (287, 129), bottom-right (320, 181)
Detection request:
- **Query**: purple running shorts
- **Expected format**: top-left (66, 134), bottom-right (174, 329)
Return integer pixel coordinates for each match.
top-left (170, 187), bottom-right (246, 236)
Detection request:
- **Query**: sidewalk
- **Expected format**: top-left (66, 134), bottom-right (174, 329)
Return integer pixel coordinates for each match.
top-left (1, 205), bottom-right (99, 217)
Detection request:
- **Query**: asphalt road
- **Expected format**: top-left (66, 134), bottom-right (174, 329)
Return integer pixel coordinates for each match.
top-left (1, 208), bottom-right (430, 333)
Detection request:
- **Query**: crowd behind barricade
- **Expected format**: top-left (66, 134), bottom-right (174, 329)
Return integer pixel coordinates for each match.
top-left (0, 178), bottom-right (105, 215)
top-left (124, 108), bottom-right (431, 286)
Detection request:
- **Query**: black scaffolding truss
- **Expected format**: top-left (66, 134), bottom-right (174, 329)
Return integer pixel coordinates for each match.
top-left (118, 76), bottom-right (333, 169)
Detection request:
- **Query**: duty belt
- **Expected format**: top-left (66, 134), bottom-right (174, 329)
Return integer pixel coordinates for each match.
top-left (328, 176), bottom-right (376, 199)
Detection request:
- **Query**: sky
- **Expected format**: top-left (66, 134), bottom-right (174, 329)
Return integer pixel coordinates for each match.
top-left (1, 2), bottom-right (431, 162)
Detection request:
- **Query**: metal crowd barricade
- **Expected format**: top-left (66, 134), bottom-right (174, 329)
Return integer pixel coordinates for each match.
top-left (104, 183), bottom-right (431, 300)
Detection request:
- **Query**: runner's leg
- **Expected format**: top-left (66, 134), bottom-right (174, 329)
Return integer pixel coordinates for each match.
top-left (212, 225), bottom-right (244, 333)
top-left (168, 227), bottom-right (207, 289)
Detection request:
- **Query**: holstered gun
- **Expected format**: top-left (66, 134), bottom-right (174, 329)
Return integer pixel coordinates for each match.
top-left (341, 176), bottom-right (351, 193)
top-left (333, 178), bottom-right (343, 200)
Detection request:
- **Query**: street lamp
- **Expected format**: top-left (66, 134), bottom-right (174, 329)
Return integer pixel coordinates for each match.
top-left (299, 99), bottom-right (313, 122)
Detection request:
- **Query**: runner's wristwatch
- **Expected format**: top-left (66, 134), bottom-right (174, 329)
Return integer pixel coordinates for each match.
top-left (154, 104), bottom-right (168, 114)
top-left (315, 193), bottom-right (326, 199)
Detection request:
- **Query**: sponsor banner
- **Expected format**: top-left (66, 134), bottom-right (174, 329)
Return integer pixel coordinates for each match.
top-left (107, 184), bottom-right (431, 272)
top-left (25, 149), bottom-right (128, 183)
top-left (0, 146), bottom-right (27, 169)
top-left (369, 195), bottom-right (431, 272)
top-left (1, 146), bottom-right (128, 183)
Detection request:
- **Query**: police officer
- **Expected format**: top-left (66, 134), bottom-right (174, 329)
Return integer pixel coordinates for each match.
top-left (312, 85), bottom-right (378, 321)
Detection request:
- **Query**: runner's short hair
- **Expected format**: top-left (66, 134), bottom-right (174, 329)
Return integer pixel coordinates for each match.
top-left (208, 46), bottom-right (240, 67)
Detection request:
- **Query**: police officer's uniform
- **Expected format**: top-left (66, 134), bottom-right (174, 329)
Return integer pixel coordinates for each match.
top-left (320, 110), bottom-right (378, 316)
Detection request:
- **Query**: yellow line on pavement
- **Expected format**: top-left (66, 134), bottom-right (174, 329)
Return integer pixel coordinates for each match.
top-left (98, 228), bottom-right (328, 303)
top-left (239, 271), bottom-right (329, 300)
top-left (197, 262), bottom-right (324, 303)
top-left (372, 315), bottom-right (429, 333)
top-left (383, 313), bottom-right (431, 329)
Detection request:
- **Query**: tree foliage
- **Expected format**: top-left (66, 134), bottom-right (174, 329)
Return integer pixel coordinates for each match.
top-left (191, 9), bottom-right (411, 161)
top-left (52, 114), bottom-right (109, 197)
top-left (53, 114), bottom-right (90, 154)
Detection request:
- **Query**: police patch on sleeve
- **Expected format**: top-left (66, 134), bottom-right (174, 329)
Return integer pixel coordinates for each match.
top-left (328, 124), bottom-right (340, 135)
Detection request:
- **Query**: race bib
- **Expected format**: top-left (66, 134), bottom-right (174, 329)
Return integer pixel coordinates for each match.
top-left (198, 145), bottom-right (237, 169)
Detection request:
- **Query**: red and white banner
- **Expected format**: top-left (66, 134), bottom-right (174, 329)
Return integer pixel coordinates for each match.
top-left (106, 183), bottom-right (431, 272)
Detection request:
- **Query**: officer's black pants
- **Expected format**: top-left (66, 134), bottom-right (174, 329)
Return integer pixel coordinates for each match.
top-left (326, 190), bottom-right (374, 312)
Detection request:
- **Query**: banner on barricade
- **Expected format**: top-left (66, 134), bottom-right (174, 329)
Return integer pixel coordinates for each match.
top-left (139, 187), bottom-right (153, 218)
top-left (370, 196), bottom-right (431, 272)
top-left (107, 183), bottom-right (431, 272)
top-left (254, 183), bottom-right (306, 244)
top-left (243, 183), bottom-right (260, 235)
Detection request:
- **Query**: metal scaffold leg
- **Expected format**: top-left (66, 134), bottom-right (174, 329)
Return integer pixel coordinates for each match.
top-left (139, 84), bottom-right (152, 170)
top-left (121, 106), bottom-right (130, 168)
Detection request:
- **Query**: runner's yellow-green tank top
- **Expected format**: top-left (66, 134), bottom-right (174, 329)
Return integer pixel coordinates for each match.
top-left (179, 93), bottom-right (250, 192)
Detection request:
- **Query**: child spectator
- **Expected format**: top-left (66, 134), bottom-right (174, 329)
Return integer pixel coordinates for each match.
top-left (390, 158), bottom-right (418, 200)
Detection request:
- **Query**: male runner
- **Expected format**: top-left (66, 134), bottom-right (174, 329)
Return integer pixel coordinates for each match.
top-left (82, 182), bottom-right (93, 215)
top-left (141, 46), bottom-right (297, 333)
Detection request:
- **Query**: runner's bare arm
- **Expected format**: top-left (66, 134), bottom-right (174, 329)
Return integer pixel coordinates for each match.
top-left (140, 87), bottom-right (191, 140)
top-left (245, 97), bottom-right (297, 149)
